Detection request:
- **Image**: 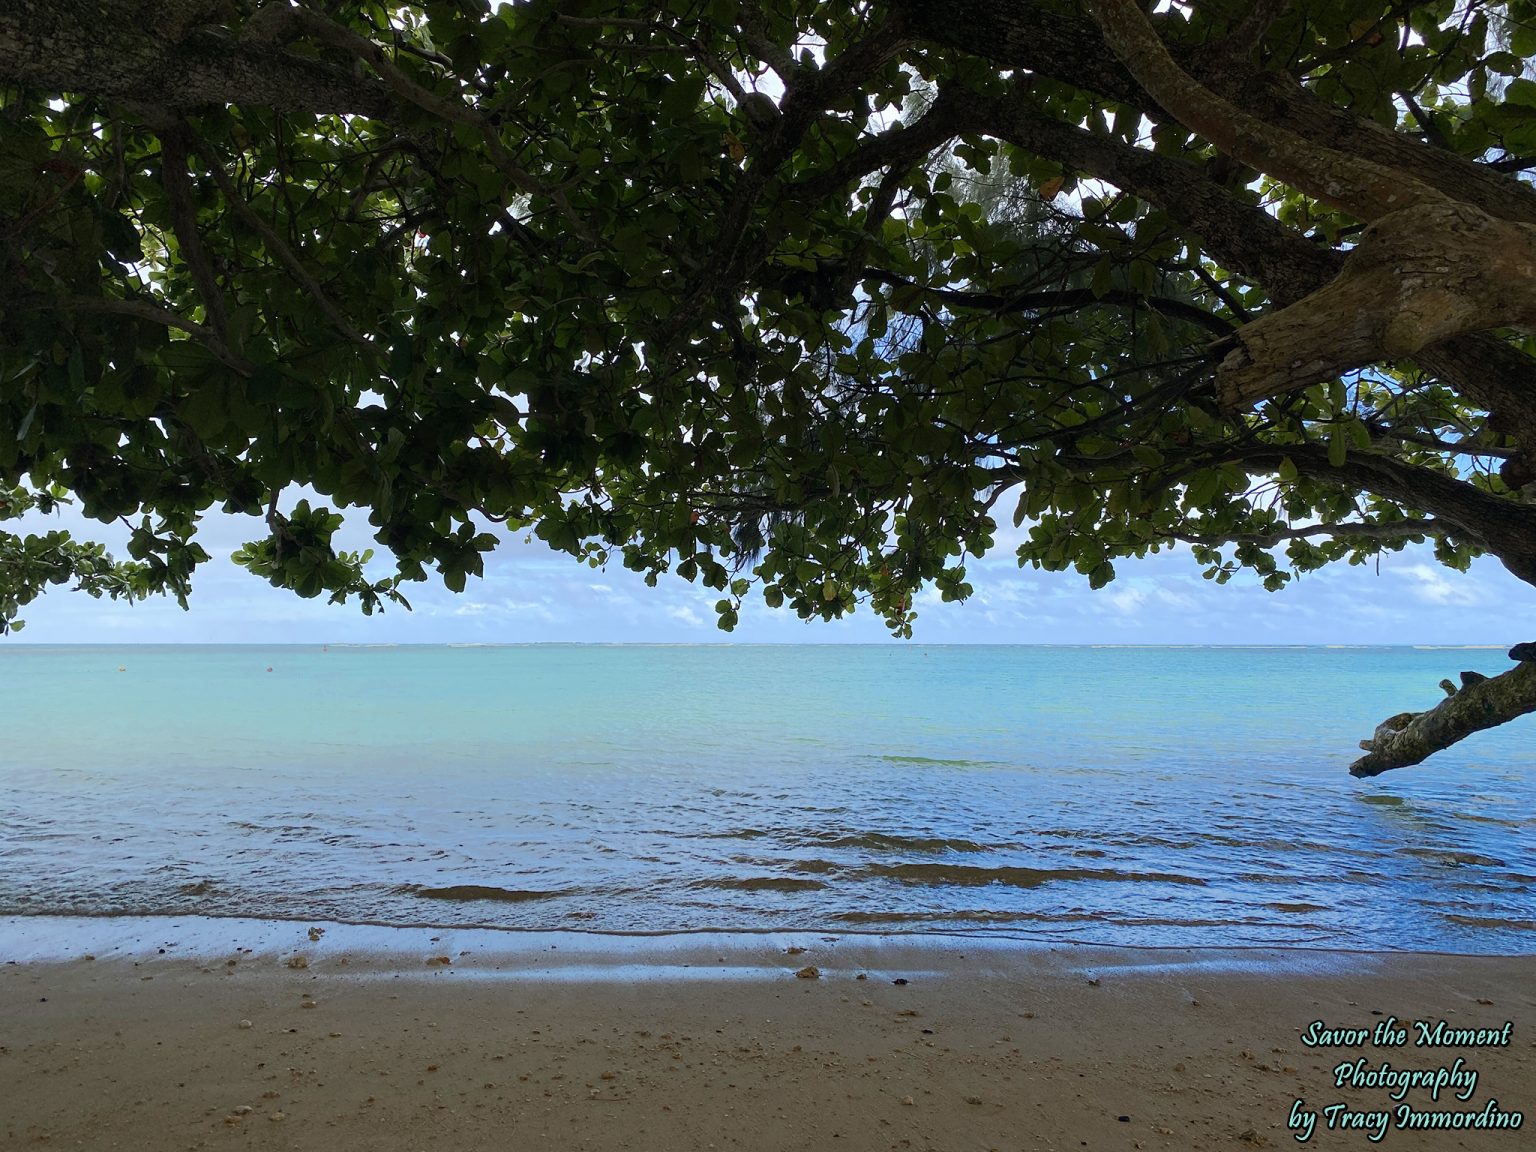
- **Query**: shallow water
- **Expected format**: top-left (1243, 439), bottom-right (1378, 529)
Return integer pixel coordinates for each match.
top-left (2, 644), bottom-right (1532, 952)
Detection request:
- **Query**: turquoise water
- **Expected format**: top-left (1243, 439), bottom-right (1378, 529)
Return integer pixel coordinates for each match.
top-left (1, 645), bottom-right (1532, 952)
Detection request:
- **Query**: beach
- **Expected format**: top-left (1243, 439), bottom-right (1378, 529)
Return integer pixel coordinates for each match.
top-left (3, 921), bottom-right (1532, 1150)
top-left (4, 647), bottom-right (1532, 1147)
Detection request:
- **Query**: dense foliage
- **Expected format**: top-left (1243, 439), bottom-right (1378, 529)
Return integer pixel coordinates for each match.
top-left (4, 0), bottom-right (1536, 767)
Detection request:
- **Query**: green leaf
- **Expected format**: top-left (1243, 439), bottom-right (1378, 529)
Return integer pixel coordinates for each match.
top-left (1089, 255), bottom-right (1114, 300)
top-left (1328, 427), bottom-right (1348, 468)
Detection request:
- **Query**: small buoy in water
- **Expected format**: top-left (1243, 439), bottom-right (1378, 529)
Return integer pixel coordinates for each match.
top-left (266, 666), bottom-right (273, 672)
top-left (118, 666), bottom-right (126, 672)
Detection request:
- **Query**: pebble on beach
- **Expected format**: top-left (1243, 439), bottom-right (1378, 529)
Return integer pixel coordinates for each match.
top-left (794, 966), bottom-right (820, 980)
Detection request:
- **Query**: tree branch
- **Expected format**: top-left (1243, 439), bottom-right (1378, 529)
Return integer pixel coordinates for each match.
top-left (0, 1), bottom-right (391, 116)
top-left (1238, 443), bottom-right (1536, 585)
top-left (56, 295), bottom-right (252, 375)
top-left (1082, 0), bottom-right (1442, 221)
top-left (1173, 518), bottom-right (1443, 549)
top-left (892, 0), bottom-right (1536, 225)
top-left (970, 83), bottom-right (1340, 305)
top-left (1213, 202), bottom-right (1536, 408)
top-left (158, 128), bottom-right (230, 341)
top-left (1350, 660), bottom-right (1536, 777)
top-left (1213, 0), bottom-right (1292, 74)
top-left (187, 131), bottom-right (373, 352)
top-left (263, 5), bottom-right (594, 242)
top-left (861, 269), bottom-right (1236, 336)
top-left (786, 85), bottom-right (968, 203)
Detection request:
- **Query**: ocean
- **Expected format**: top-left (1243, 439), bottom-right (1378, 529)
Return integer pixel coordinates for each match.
top-left (2, 644), bottom-right (1532, 952)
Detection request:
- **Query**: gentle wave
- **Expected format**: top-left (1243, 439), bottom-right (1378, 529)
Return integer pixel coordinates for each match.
top-left (3, 644), bottom-right (1533, 952)
top-left (864, 863), bottom-right (1208, 888)
top-left (690, 877), bottom-right (828, 893)
top-left (404, 885), bottom-right (573, 903)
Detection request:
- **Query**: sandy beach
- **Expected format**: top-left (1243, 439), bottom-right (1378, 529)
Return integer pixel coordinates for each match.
top-left (1, 920), bottom-right (1531, 1150)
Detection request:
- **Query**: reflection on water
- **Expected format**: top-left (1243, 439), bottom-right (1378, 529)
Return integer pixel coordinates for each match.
top-left (1, 644), bottom-right (1532, 952)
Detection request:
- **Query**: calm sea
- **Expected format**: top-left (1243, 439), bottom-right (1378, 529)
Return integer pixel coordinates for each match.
top-left (1, 645), bottom-right (1531, 953)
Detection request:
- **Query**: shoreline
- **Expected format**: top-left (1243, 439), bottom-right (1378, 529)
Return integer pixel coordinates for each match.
top-left (4, 918), bottom-right (1532, 1150)
top-left (8, 913), bottom-right (1535, 970)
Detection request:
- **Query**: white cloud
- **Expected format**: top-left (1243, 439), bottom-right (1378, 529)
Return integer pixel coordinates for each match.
top-left (1402, 564), bottom-right (1484, 606)
top-left (665, 604), bottom-right (706, 628)
top-left (1107, 586), bottom-right (1147, 614)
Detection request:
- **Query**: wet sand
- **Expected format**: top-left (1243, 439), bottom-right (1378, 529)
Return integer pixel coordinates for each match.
top-left (2, 919), bottom-right (1532, 1151)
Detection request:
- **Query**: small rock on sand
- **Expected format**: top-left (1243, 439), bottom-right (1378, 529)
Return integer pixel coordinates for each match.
top-left (286, 956), bottom-right (308, 970)
top-left (238, 1020), bottom-right (253, 1029)
top-left (794, 966), bottom-right (820, 980)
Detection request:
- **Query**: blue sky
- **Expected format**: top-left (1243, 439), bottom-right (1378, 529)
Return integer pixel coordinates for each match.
top-left (5, 496), bottom-right (1530, 644)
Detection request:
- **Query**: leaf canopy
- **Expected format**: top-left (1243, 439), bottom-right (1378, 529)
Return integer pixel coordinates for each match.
top-left (3, 0), bottom-right (1536, 654)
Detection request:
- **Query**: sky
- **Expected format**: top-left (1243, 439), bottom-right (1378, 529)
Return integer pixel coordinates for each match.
top-left (5, 496), bottom-right (1530, 645)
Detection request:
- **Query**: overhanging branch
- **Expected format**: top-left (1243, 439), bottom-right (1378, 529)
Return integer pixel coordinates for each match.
top-left (1082, 0), bottom-right (1442, 221)
top-left (1351, 659), bottom-right (1536, 776)
top-left (1172, 518), bottom-right (1444, 549)
top-left (862, 269), bottom-right (1236, 336)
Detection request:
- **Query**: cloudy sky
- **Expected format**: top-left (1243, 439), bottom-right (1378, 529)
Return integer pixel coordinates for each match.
top-left (5, 494), bottom-right (1529, 645)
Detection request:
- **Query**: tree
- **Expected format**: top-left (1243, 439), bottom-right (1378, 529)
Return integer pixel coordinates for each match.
top-left (3, 0), bottom-right (1536, 775)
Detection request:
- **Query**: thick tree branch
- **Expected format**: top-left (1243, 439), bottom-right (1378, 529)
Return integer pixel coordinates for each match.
top-left (0, 0), bottom-right (391, 116)
top-left (1239, 444), bottom-right (1536, 585)
top-left (1214, 202), bottom-right (1536, 408)
top-left (893, 0), bottom-right (1536, 225)
top-left (787, 85), bottom-right (968, 203)
top-left (1350, 660), bottom-right (1536, 777)
top-left (970, 84), bottom-right (1340, 305)
top-left (1082, 0), bottom-right (1442, 221)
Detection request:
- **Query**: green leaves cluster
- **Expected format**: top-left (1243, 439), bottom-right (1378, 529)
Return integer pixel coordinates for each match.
top-left (2, 0), bottom-right (1531, 635)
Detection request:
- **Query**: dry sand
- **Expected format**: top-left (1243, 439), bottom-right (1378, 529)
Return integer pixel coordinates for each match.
top-left (1, 919), bottom-right (1532, 1151)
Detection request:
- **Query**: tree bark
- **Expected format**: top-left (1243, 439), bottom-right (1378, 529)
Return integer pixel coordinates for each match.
top-left (1216, 202), bottom-right (1536, 408)
top-left (1351, 660), bottom-right (1536, 777)
top-left (0, 0), bottom-right (390, 116)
